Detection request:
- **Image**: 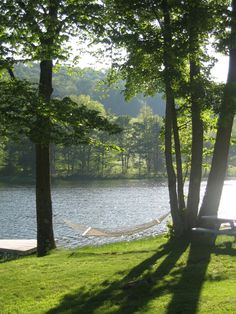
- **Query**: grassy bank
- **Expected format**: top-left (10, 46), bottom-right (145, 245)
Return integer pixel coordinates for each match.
top-left (0, 175), bottom-right (166, 186)
top-left (1, 235), bottom-right (236, 314)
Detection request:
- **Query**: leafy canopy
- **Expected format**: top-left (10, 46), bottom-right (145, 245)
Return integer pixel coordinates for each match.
top-left (0, 79), bottom-right (122, 147)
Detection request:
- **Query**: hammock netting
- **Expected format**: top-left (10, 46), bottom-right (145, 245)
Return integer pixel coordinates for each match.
top-left (65, 211), bottom-right (170, 237)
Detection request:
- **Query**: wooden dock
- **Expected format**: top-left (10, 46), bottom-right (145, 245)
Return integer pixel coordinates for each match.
top-left (0, 239), bottom-right (37, 256)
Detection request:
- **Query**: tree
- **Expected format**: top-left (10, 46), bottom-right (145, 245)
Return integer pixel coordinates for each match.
top-left (102, 0), bottom-right (185, 233)
top-left (0, 0), bottom-right (112, 255)
top-left (103, 0), bottom-right (225, 235)
top-left (199, 0), bottom-right (236, 222)
top-left (135, 105), bottom-right (163, 176)
top-left (0, 79), bottom-right (121, 249)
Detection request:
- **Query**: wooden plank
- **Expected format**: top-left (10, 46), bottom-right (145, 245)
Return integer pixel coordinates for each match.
top-left (201, 216), bottom-right (236, 222)
top-left (0, 239), bottom-right (37, 255)
top-left (192, 227), bottom-right (236, 237)
top-left (200, 216), bottom-right (236, 230)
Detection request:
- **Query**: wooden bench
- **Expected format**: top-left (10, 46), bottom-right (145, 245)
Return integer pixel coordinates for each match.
top-left (192, 216), bottom-right (236, 237)
top-left (201, 216), bottom-right (236, 228)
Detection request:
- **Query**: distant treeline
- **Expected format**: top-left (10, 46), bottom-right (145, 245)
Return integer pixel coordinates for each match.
top-left (0, 102), bottom-right (165, 179)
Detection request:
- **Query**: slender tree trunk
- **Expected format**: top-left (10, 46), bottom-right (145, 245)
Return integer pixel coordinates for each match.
top-left (187, 98), bottom-right (203, 227)
top-left (101, 150), bottom-right (105, 177)
top-left (70, 148), bottom-right (76, 175)
top-left (50, 144), bottom-right (56, 176)
top-left (199, 0), bottom-right (236, 222)
top-left (36, 60), bottom-right (55, 256)
top-left (81, 146), bottom-right (86, 175)
top-left (126, 154), bottom-right (130, 172)
top-left (165, 88), bottom-right (183, 234)
top-left (186, 2), bottom-right (204, 229)
top-left (87, 146), bottom-right (91, 173)
top-left (162, 0), bottom-right (183, 235)
top-left (67, 150), bottom-right (71, 175)
top-left (121, 152), bottom-right (125, 174)
top-left (172, 104), bottom-right (186, 210)
top-left (138, 155), bottom-right (141, 176)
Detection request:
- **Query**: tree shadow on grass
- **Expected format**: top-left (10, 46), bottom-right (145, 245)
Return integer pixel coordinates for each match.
top-left (2, 235), bottom-right (233, 313)
top-left (166, 236), bottom-right (236, 314)
top-left (47, 236), bottom-right (236, 314)
top-left (166, 235), bottom-right (214, 314)
top-left (47, 238), bottom-right (190, 314)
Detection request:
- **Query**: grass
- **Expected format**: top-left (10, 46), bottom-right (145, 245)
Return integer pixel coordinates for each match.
top-left (0, 234), bottom-right (236, 314)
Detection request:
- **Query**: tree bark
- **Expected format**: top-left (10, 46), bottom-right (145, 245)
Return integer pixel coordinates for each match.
top-left (199, 0), bottom-right (236, 222)
top-left (36, 143), bottom-right (55, 256)
top-left (162, 0), bottom-right (184, 235)
top-left (165, 87), bottom-right (183, 235)
top-left (36, 60), bottom-right (55, 256)
top-left (187, 95), bottom-right (203, 228)
top-left (186, 1), bottom-right (204, 229)
top-left (172, 104), bottom-right (186, 211)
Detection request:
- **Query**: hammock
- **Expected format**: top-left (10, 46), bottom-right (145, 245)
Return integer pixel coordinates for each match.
top-left (64, 211), bottom-right (170, 237)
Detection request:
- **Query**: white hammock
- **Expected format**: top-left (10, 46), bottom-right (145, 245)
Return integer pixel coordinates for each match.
top-left (65, 212), bottom-right (170, 237)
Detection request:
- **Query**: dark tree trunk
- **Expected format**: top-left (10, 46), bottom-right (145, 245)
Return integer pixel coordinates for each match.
top-left (187, 98), bottom-right (203, 228)
top-left (172, 104), bottom-right (186, 210)
top-left (199, 0), bottom-right (236, 223)
top-left (138, 155), bottom-right (141, 176)
top-left (121, 152), bottom-right (125, 174)
top-left (186, 2), bottom-right (204, 229)
top-left (165, 88), bottom-right (183, 235)
top-left (81, 146), bottom-right (86, 175)
top-left (50, 144), bottom-right (56, 176)
top-left (162, 0), bottom-right (184, 235)
top-left (36, 60), bottom-right (55, 256)
top-left (36, 143), bottom-right (55, 255)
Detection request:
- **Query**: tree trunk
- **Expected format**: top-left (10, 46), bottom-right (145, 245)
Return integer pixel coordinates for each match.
top-left (172, 104), bottom-right (186, 210)
top-left (187, 97), bottom-right (203, 228)
top-left (199, 0), bottom-right (236, 222)
top-left (36, 60), bottom-right (55, 256)
top-left (50, 144), bottom-right (56, 176)
top-left (186, 2), bottom-right (204, 229)
top-left (165, 88), bottom-right (183, 235)
top-left (36, 143), bottom-right (55, 256)
top-left (126, 154), bottom-right (130, 172)
top-left (162, 0), bottom-right (184, 235)
top-left (121, 152), bottom-right (125, 174)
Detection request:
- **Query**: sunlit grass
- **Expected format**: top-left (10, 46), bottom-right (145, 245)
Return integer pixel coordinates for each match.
top-left (0, 235), bottom-right (236, 314)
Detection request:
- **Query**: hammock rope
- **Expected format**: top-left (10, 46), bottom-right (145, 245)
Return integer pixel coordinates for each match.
top-left (65, 211), bottom-right (170, 237)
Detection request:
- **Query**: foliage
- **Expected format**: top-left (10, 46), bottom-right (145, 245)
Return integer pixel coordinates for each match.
top-left (100, 0), bottom-right (232, 233)
top-left (0, 79), bottom-right (121, 146)
top-left (1, 0), bottom-right (105, 61)
top-left (0, 104), bottom-right (164, 179)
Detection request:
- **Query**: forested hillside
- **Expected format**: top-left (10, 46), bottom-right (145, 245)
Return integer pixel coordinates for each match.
top-left (14, 64), bottom-right (165, 117)
top-left (2, 63), bottom-right (236, 181)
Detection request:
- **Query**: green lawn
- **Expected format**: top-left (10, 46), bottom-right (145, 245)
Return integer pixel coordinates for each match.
top-left (0, 234), bottom-right (236, 314)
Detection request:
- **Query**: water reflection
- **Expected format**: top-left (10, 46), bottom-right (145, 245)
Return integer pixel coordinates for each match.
top-left (218, 180), bottom-right (236, 218)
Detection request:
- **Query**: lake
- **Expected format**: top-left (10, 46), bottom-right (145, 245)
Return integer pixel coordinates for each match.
top-left (0, 179), bottom-right (235, 248)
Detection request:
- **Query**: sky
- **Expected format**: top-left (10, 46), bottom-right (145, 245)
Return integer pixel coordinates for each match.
top-left (211, 54), bottom-right (229, 83)
top-left (76, 50), bottom-right (229, 83)
top-left (69, 36), bottom-right (229, 84)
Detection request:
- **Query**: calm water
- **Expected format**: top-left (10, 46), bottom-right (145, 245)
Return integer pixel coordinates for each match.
top-left (0, 179), bottom-right (235, 247)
